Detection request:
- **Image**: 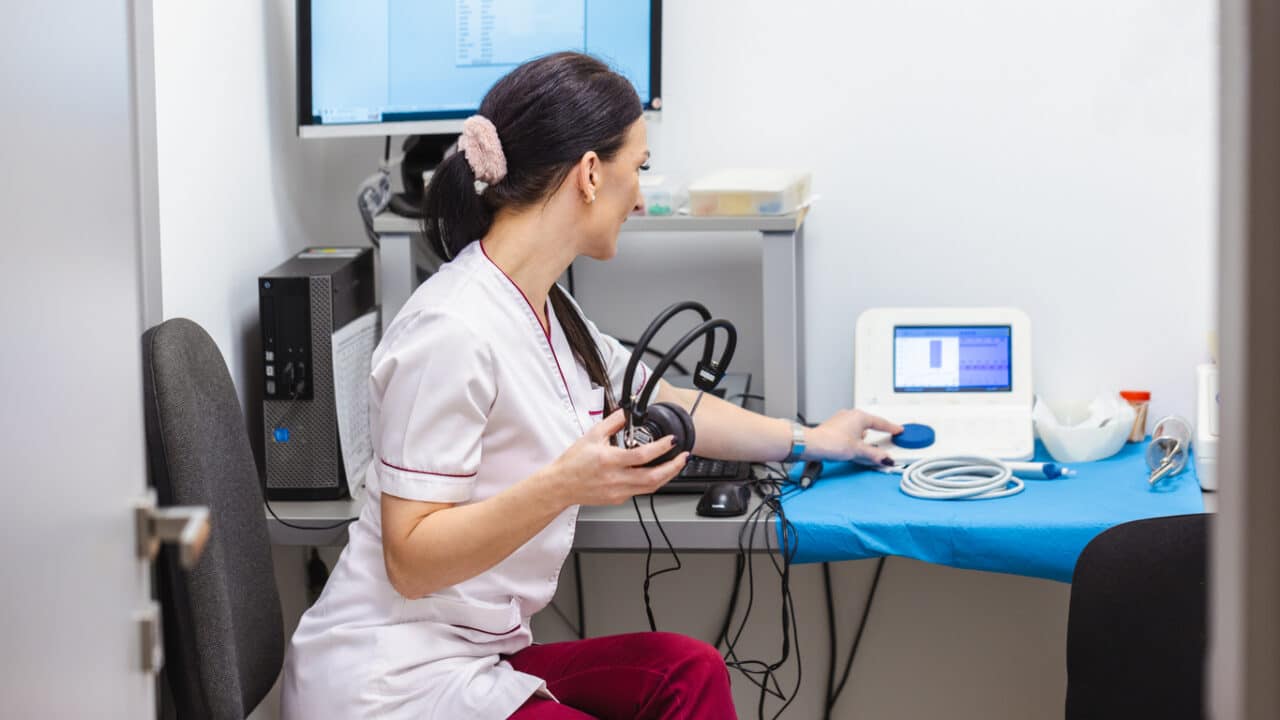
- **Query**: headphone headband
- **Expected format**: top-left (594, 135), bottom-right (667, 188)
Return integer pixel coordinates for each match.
top-left (632, 318), bottom-right (737, 418)
top-left (620, 301), bottom-right (713, 413)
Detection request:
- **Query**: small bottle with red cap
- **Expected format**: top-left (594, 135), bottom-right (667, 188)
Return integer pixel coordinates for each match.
top-left (1120, 390), bottom-right (1151, 442)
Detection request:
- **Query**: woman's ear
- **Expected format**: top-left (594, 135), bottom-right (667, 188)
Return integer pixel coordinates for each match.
top-left (576, 151), bottom-right (601, 203)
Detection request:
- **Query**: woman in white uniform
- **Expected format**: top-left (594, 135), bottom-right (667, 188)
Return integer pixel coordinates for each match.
top-left (282, 52), bottom-right (901, 720)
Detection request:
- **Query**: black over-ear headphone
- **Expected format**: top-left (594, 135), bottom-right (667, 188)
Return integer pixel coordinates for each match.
top-left (620, 302), bottom-right (738, 466)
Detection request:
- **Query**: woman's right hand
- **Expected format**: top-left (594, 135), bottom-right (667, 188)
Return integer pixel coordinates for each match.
top-left (546, 409), bottom-right (690, 507)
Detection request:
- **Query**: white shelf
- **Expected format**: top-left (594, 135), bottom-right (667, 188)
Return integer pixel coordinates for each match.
top-left (372, 209), bottom-right (807, 235)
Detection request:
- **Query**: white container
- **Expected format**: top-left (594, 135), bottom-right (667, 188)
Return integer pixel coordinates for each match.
top-left (1195, 363), bottom-right (1219, 491)
top-left (687, 169), bottom-right (811, 216)
top-left (1033, 394), bottom-right (1136, 463)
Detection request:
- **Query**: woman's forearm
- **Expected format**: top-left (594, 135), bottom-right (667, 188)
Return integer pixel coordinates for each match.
top-left (654, 381), bottom-right (793, 462)
top-left (382, 468), bottom-right (569, 599)
top-left (654, 381), bottom-right (901, 466)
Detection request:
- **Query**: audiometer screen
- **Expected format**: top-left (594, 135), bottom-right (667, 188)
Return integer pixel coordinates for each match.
top-left (893, 326), bottom-right (1012, 393)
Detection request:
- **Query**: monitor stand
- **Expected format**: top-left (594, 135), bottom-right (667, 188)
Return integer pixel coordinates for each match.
top-left (388, 133), bottom-right (459, 219)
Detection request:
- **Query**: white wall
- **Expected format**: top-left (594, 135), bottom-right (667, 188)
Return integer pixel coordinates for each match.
top-left (630, 0), bottom-right (1216, 423)
top-left (154, 0), bottom-right (380, 443)
top-left (152, 2), bottom-right (1215, 718)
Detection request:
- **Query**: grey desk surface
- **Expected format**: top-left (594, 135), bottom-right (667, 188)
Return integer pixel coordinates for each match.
top-left (266, 490), bottom-right (776, 550)
top-left (372, 210), bottom-right (807, 235)
top-left (267, 484), bottom-right (1216, 548)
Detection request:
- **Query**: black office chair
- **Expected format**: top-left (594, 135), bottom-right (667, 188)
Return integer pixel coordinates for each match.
top-left (1066, 513), bottom-right (1209, 719)
top-left (142, 318), bottom-right (284, 719)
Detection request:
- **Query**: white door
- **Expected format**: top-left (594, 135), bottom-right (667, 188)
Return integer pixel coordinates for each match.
top-left (0, 1), bottom-right (162, 717)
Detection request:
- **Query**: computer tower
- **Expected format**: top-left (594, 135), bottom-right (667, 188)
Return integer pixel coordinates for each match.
top-left (259, 247), bottom-right (378, 500)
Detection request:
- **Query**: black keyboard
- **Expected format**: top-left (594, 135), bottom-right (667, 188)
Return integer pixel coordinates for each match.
top-left (652, 373), bottom-right (754, 493)
top-left (657, 455), bottom-right (751, 494)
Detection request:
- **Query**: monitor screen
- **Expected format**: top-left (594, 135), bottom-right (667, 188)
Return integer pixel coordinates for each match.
top-left (893, 326), bottom-right (1012, 393)
top-left (298, 0), bottom-right (661, 137)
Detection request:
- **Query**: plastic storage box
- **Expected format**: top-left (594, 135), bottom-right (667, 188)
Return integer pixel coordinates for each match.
top-left (636, 174), bottom-right (684, 216)
top-left (688, 169), bottom-right (811, 216)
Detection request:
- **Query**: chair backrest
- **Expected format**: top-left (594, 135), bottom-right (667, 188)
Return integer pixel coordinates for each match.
top-left (142, 318), bottom-right (283, 719)
top-left (1066, 512), bottom-right (1208, 720)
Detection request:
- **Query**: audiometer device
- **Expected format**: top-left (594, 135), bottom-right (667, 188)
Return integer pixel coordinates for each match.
top-left (854, 307), bottom-right (1034, 462)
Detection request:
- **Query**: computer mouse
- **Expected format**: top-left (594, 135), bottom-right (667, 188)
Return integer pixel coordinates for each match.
top-left (696, 482), bottom-right (751, 517)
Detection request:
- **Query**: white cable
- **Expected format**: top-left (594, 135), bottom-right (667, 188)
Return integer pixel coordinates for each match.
top-left (894, 455), bottom-right (1024, 500)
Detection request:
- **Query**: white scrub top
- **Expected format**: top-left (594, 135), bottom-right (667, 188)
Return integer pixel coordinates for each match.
top-left (281, 240), bottom-right (649, 720)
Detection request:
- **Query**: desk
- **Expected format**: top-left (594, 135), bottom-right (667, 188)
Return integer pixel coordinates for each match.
top-left (266, 492), bottom-right (775, 550)
top-left (372, 210), bottom-right (808, 422)
top-left (782, 444), bottom-right (1209, 582)
top-left (266, 485), bottom-right (1215, 563)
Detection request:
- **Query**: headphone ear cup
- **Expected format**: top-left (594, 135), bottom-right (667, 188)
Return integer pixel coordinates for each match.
top-left (639, 402), bottom-right (696, 467)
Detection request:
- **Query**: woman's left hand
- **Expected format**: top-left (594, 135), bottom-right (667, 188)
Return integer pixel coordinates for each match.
top-left (803, 409), bottom-right (904, 466)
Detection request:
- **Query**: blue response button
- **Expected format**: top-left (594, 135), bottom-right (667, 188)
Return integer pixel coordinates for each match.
top-left (892, 423), bottom-right (936, 449)
top-left (273, 427), bottom-right (290, 443)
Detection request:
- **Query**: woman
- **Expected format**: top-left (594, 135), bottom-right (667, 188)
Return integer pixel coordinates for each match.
top-left (282, 52), bottom-right (901, 720)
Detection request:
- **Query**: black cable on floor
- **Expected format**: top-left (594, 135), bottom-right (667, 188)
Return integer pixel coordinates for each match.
top-left (823, 561), bottom-right (837, 720)
top-left (716, 466), bottom-right (805, 719)
top-left (826, 556), bottom-right (887, 716)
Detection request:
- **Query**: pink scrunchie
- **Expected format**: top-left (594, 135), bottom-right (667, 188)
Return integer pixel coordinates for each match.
top-left (457, 115), bottom-right (508, 194)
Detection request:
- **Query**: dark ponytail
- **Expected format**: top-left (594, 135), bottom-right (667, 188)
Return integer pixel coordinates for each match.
top-left (421, 52), bottom-right (644, 420)
top-left (547, 284), bottom-right (618, 417)
top-left (421, 150), bottom-right (492, 262)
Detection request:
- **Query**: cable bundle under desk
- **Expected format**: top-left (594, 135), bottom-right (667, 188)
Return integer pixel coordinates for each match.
top-left (631, 461), bottom-right (804, 719)
top-left (719, 464), bottom-right (804, 719)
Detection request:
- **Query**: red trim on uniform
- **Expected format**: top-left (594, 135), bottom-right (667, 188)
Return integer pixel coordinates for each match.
top-left (478, 240), bottom-right (551, 340)
top-left (452, 623), bottom-right (522, 636)
top-left (379, 458), bottom-right (476, 478)
top-left (588, 410), bottom-right (604, 416)
top-left (478, 240), bottom-right (584, 431)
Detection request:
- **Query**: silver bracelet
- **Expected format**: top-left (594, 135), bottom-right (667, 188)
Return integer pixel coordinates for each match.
top-left (783, 421), bottom-right (807, 463)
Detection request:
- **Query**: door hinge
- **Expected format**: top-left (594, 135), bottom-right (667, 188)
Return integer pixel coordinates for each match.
top-left (136, 601), bottom-right (164, 674)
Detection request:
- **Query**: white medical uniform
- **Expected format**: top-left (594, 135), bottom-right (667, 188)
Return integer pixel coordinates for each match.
top-left (281, 240), bottom-right (649, 720)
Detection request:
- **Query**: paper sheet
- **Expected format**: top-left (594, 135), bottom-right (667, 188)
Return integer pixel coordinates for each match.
top-left (332, 311), bottom-right (379, 497)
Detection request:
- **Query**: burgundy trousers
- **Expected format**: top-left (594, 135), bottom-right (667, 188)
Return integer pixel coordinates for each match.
top-left (504, 632), bottom-right (736, 719)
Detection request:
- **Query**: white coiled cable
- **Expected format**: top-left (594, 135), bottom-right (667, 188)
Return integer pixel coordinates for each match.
top-left (894, 455), bottom-right (1025, 500)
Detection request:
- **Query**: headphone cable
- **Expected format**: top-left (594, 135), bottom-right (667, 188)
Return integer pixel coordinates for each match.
top-left (633, 493), bottom-right (683, 633)
top-left (716, 465), bottom-right (804, 719)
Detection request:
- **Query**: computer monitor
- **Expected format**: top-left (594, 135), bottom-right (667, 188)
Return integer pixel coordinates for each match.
top-left (297, 0), bottom-right (663, 139)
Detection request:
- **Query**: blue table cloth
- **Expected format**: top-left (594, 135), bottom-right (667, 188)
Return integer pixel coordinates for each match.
top-left (779, 441), bottom-right (1205, 582)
